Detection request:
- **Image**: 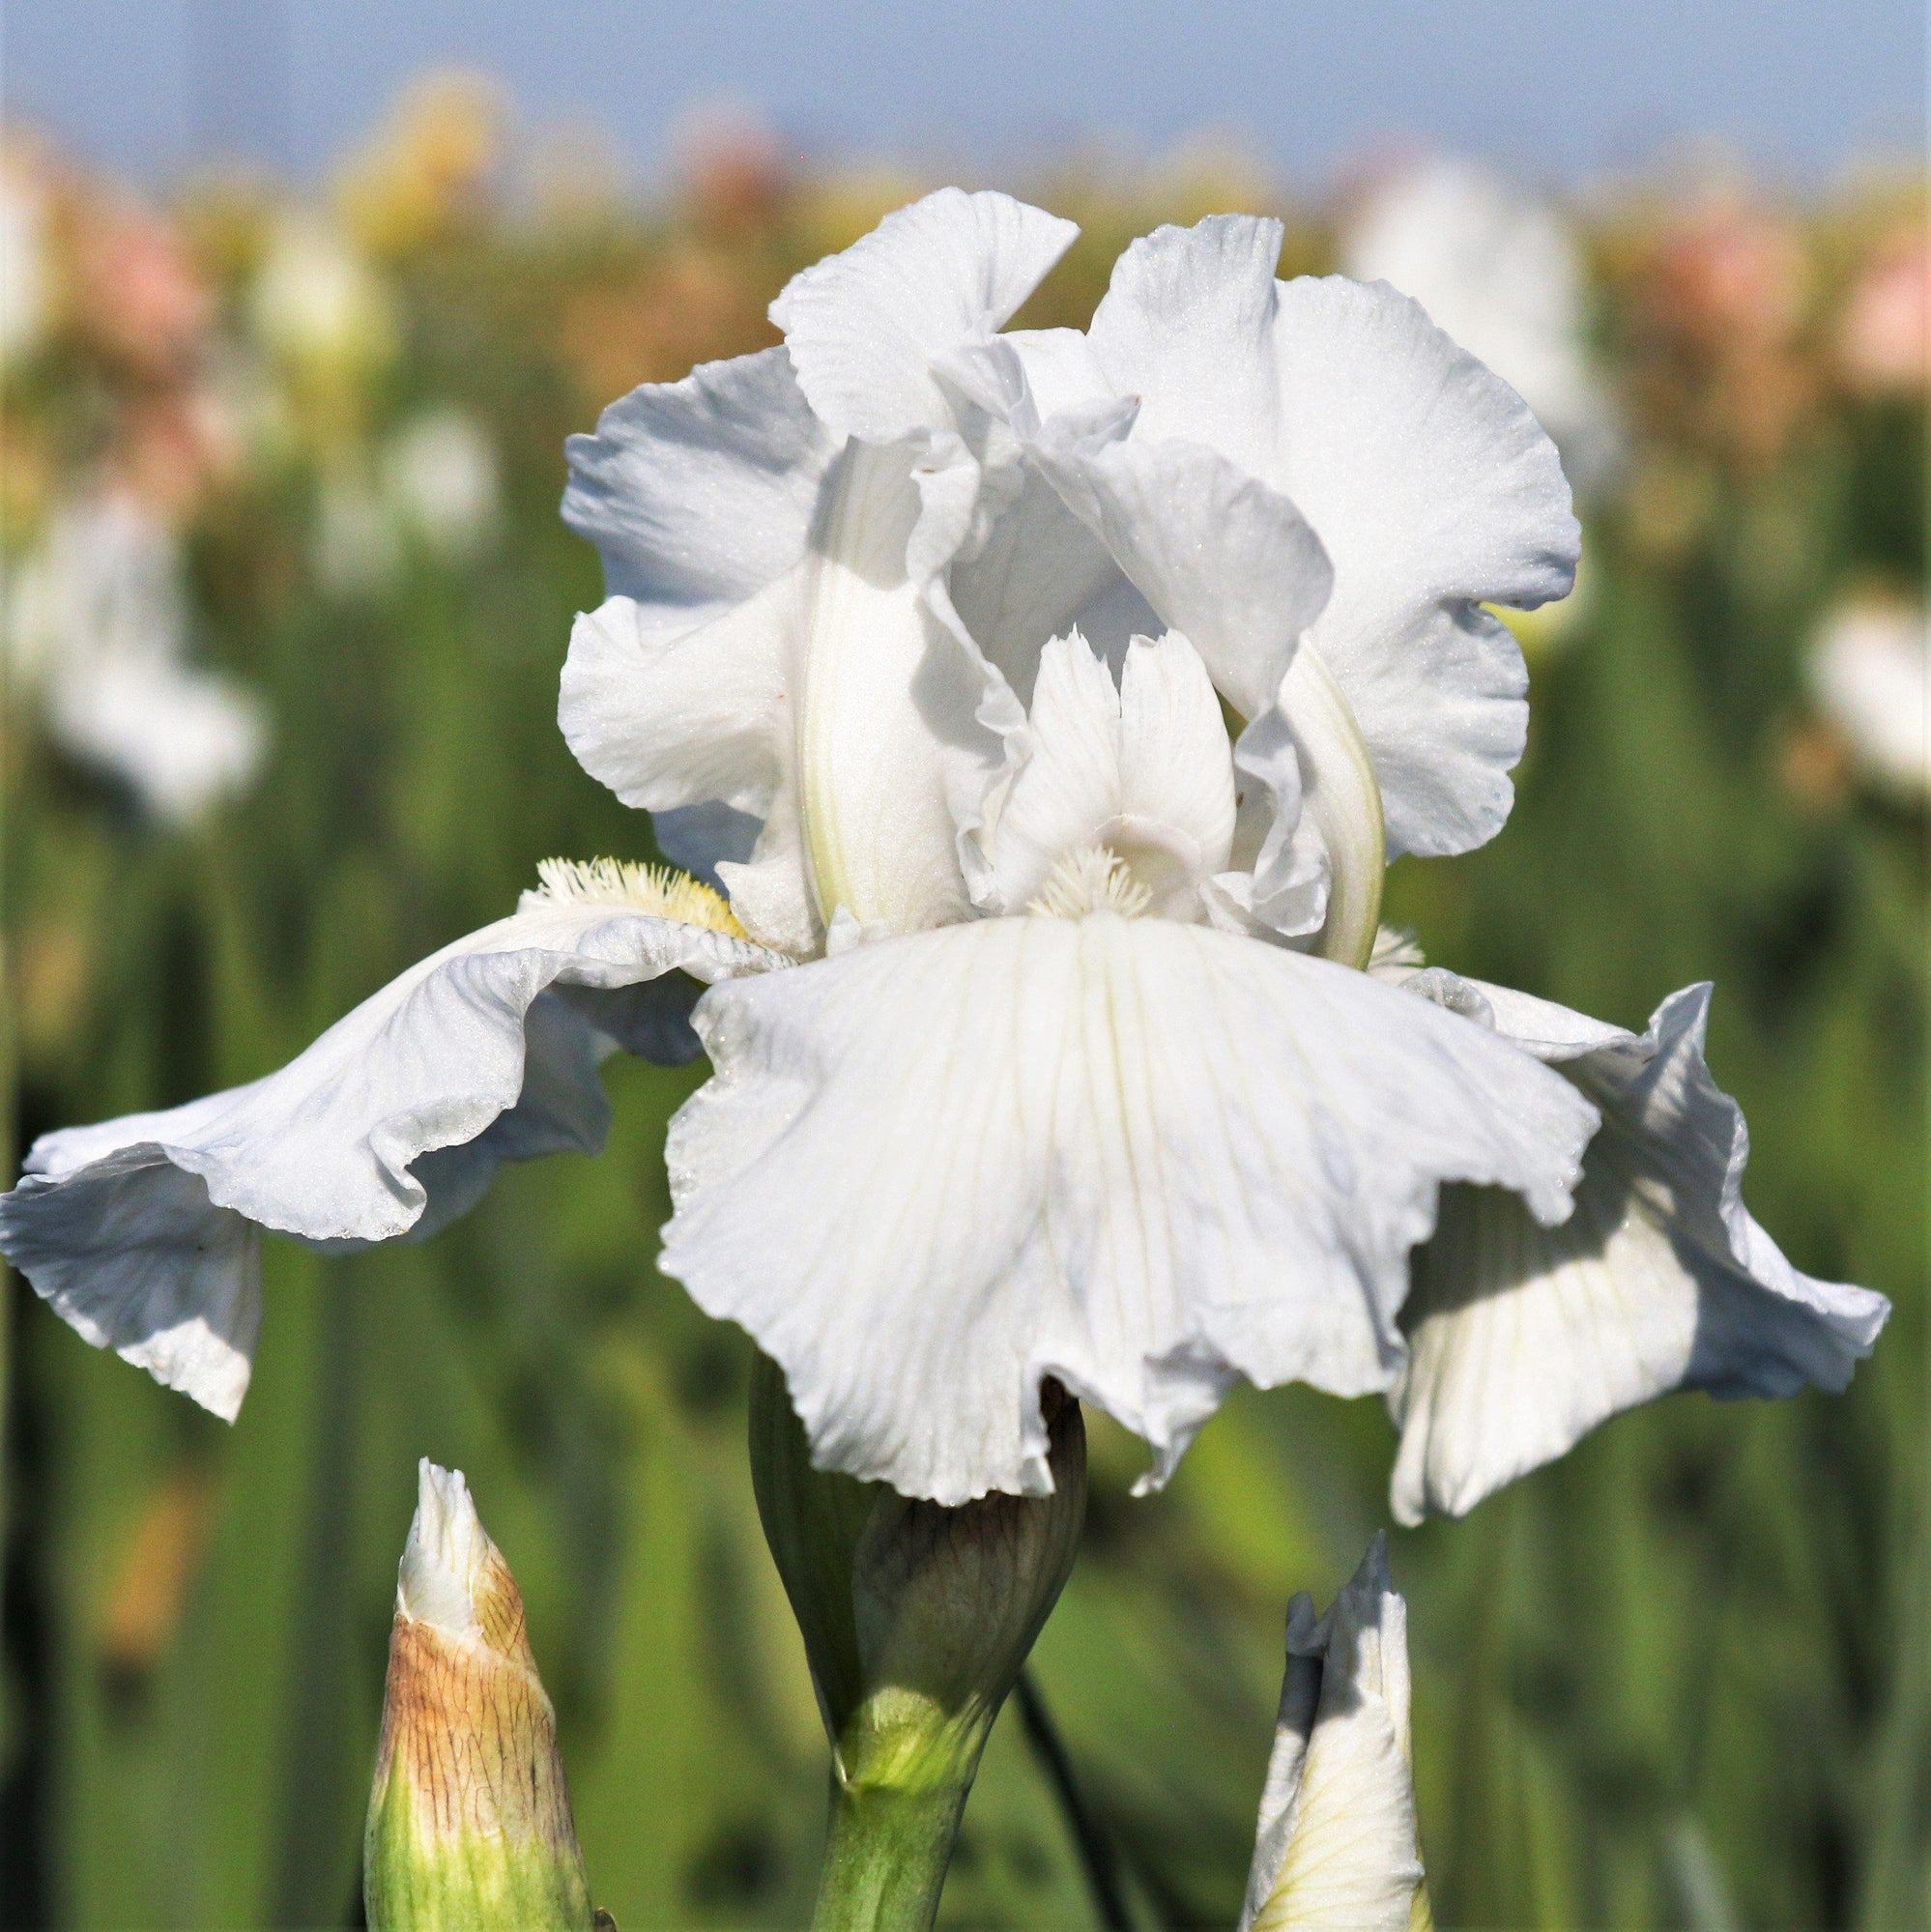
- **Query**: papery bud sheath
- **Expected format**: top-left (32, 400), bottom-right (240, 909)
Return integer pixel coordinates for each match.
top-left (363, 1460), bottom-right (597, 1932)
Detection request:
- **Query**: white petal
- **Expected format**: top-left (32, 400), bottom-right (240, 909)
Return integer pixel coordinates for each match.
top-left (1201, 706), bottom-right (1331, 944)
top-left (1343, 158), bottom-right (1622, 492)
top-left (561, 587), bottom-right (816, 952)
top-left (0, 901), bottom-right (787, 1419)
top-left (1118, 630), bottom-right (1239, 866)
top-left (559, 349), bottom-right (837, 945)
top-left (0, 1151), bottom-right (262, 1421)
top-left (989, 630), bottom-right (1129, 907)
top-left (562, 346), bottom-right (838, 608)
top-left (771, 188), bottom-right (1078, 445)
top-left (1086, 214), bottom-right (1289, 485)
top-left (1390, 980), bottom-right (1891, 1523)
top-left (566, 435), bottom-right (1004, 948)
top-left (662, 915), bottom-right (1597, 1505)
top-left (1030, 432), bottom-right (1334, 721)
top-left (998, 326), bottom-right (1116, 423)
top-left (990, 630), bottom-right (1236, 915)
top-left (1270, 275), bottom-right (1577, 857)
top-left (1243, 1537), bottom-right (1426, 1932)
top-left (793, 440), bottom-right (993, 933)
top-left (948, 462), bottom-right (1120, 703)
top-left (562, 586), bottom-right (795, 822)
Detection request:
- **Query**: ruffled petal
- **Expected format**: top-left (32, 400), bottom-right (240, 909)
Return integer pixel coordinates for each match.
top-left (1269, 275), bottom-right (1578, 858)
top-left (1029, 431), bottom-right (1333, 721)
top-left (562, 346), bottom-right (838, 608)
top-left (1389, 979), bottom-right (1891, 1524)
top-left (771, 188), bottom-right (1078, 445)
top-left (1085, 214), bottom-right (1289, 486)
top-left (0, 896), bottom-right (788, 1419)
top-left (560, 349), bottom-right (838, 929)
top-left (1243, 1537), bottom-right (1427, 1932)
top-left (661, 914), bottom-right (1597, 1505)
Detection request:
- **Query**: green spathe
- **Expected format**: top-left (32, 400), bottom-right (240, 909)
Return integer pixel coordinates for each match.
top-left (750, 1355), bottom-right (1087, 1930)
top-left (363, 1460), bottom-right (598, 1932)
top-left (364, 1759), bottom-right (596, 1931)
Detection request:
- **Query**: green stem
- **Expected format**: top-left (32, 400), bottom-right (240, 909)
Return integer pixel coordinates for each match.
top-left (811, 1771), bottom-right (972, 1932)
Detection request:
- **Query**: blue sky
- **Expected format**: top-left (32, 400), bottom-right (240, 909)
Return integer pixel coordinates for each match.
top-left (5, 0), bottom-right (1923, 188)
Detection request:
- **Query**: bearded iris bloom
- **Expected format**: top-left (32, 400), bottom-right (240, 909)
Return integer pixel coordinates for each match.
top-left (1, 191), bottom-right (1886, 1520)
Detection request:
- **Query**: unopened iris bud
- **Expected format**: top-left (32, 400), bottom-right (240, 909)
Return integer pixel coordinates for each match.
top-left (1241, 1534), bottom-right (1431, 1932)
top-left (749, 1354), bottom-right (1085, 1928)
top-left (363, 1460), bottom-right (599, 1932)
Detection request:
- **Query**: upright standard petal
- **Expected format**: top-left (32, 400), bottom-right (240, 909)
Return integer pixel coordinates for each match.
top-left (770, 187), bottom-right (1079, 444)
top-left (1242, 1537), bottom-right (1428, 1932)
top-left (662, 914), bottom-right (1596, 1505)
top-left (1269, 275), bottom-right (1577, 858)
top-left (1388, 977), bottom-right (1891, 1524)
top-left (561, 350), bottom-right (838, 911)
top-left (1077, 219), bottom-right (1577, 858)
top-left (1084, 213), bottom-right (1288, 486)
top-left (0, 875), bottom-right (787, 1419)
top-left (562, 346), bottom-right (839, 610)
top-left (1027, 431), bottom-right (1332, 724)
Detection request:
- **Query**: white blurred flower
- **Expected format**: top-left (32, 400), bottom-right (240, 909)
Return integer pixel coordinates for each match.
top-left (5, 490), bottom-right (268, 824)
top-left (1806, 594), bottom-right (1929, 802)
top-left (1242, 1537), bottom-right (1428, 1932)
top-left (1344, 157), bottom-right (1621, 494)
top-left (250, 213), bottom-right (397, 380)
top-left (311, 408), bottom-right (501, 594)
top-left (381, 406), bottom-right (500, 560)
top-left (0, 148), bottom-right (52, 369)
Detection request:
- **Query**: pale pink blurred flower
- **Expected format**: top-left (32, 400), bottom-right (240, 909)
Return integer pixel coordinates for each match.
top-left (1650, 193), bottom-right (1809, 355)
top-left (1836, 229), bottom-right (1928, 395)
top-left (671, 100), bottom-right (792, 232)
top-left (72, 194), bottom-right (212, 375)
top-left (117, 383), bottom-right (245, 520)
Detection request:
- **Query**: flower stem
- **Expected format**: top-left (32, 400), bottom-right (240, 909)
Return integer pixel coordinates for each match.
top-left (1015, 1669), bottom-right (1134, 1931)
top-left (811, 1770), bottom-right (971, 1932)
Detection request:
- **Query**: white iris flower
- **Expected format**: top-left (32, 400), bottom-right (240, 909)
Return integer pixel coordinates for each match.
top-left (0, 193), bottom-right (1886, 1521)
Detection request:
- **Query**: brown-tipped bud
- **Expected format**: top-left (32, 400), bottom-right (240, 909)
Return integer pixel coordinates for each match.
top-left (749, 1355), bottom-right (1086, 1790)
top-left (363, 1460), bottom-right (598, 1932)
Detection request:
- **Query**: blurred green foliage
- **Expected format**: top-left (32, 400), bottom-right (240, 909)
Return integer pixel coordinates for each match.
top-left (2, 80), bottom-right (1924, 1929)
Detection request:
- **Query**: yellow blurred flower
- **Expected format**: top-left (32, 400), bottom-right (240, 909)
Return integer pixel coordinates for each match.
top-left (250, 212), bottom-right (398, 447)
top-left (336, 70), bottom-right (505, 258)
